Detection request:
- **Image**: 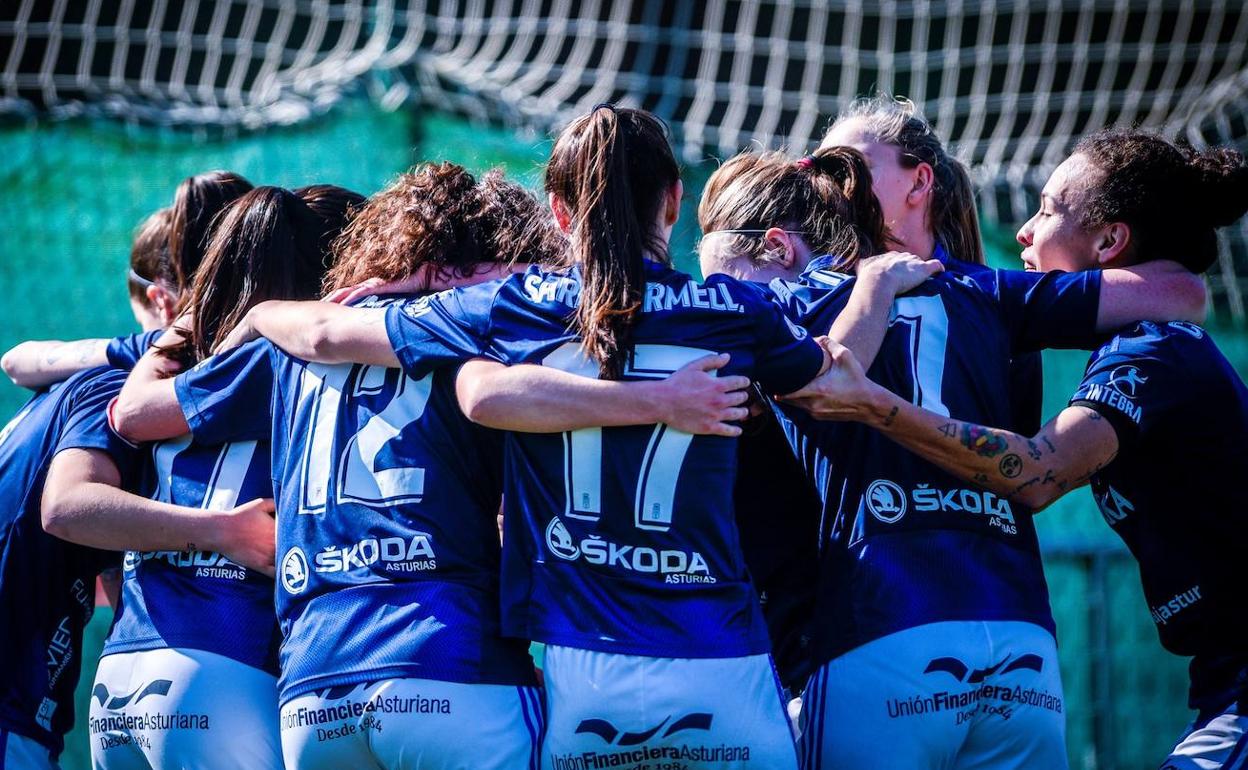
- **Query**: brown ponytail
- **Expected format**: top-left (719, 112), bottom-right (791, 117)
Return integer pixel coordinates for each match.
top-left (698, 146), bottom-right (888, 274)
top-left (545, 106), bottom-right (679, 379)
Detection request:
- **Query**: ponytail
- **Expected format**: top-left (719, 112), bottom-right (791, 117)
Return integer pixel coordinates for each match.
top-left (546, 106), bottom-right (679, 379)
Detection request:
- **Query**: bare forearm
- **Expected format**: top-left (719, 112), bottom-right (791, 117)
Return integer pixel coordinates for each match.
top-left (858, 387), bottom-right (1112, 509)
top-left (1098, 261), bottom-right (1207, 330)
top-left (1, 339), bottom-right (109, 388)
top-left (43, 482), bottom-right (227, 552)
top-left (460, 364), bottom-right (666, 431)
top-left (249, 301), bottom-right (397, 366)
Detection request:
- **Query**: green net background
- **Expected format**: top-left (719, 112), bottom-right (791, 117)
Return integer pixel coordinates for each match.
top-left (2, 100), bottom-right (1245, 770)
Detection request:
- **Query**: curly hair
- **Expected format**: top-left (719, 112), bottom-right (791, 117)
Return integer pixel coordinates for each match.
top-left (322, 163), bottom-right (562, 292)
top-left (1074, 129), bottom-right (1248, 273)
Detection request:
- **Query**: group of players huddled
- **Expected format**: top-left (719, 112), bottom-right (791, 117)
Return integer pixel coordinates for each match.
top-left (2, 95), bottom-right (1247, 770)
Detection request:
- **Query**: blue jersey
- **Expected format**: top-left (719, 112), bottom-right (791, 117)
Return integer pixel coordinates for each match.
top-left (770, 254), bottom-right (1102, 664)
top-left (1070, 320), bottom-right (1248, 707)
top-left (174, 296), bottom-right (535, 703)
top-left (0, 367), bottom-right (137, 757)
top-left (105, 330), bottom-right (162, 370)
top-left (101, 431), bottom-right (280, 674)
top-left (385, 261), bottom-right (827, 659)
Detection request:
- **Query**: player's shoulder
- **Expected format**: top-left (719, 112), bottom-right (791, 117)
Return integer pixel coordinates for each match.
top-left (1099, 320), bottom-right (1207, 359)
top-left (61, 365), bottom-right (127, 404)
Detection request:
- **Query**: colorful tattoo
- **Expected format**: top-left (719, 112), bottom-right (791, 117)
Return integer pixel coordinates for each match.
top-left (961, 423), bottom-right (1008, 457)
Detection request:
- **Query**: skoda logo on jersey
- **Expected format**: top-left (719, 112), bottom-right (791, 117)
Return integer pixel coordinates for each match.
top-left (865, 479), bottom-right (907, 523)
top-left (546, 518), bottom-right (581, 561)
top-left (1108, 365), bottom-right (1148, 398)
top-left (281, 547), bottom-right (310, 594)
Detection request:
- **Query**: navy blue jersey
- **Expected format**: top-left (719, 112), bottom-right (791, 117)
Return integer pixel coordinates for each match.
top-left (770, 255), bottom-right (1102, 664)
top-left (0, 367), bottom-right (137, 757)
top-left (933, 247), bottom-right (1046, 434)
top-left (105, 330), bottom-right (162, 370)
top-left (1070, 320), bottom-right (1248, 706)
top-left (175, 296), bottom-right (535, 703)
top-left (385, 261), bottom-right (827, 659)
top-left (101, 431), bottom-right (280, 674)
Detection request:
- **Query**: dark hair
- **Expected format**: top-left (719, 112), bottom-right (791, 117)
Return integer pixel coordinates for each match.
top-left (164, 170), bottom-right (254, 300)
top-left (545, 106), bottom-right (680, 379)
top-left (161, 186), bottom-right (338, 365)
top-left (698, 147), bottom-right (887, 272)
top-left (827, 95), bottom-right (985, 264)
top-left (322, 164), bottom-right (562, 293)
top-left (128, 208), bottom-right (172, 306)
top-left (1074, 129), bottom-right (1248, 273)
top-left (292, 184), bottom-right (366, 260)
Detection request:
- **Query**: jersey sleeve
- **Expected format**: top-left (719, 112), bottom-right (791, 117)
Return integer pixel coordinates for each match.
top-left (991, 268), bottom-right (1102, 352)
top-left (1068, 337), bottom-right (1175, 451)
top-left (747, 289), bottom-right (827, 395)
top-left (174, 339), bottom-right (275, 444)
top-left (54, 369), bottom-right (140, 481)
top-left (105, 330), bottom-right (162, 370)
top-left (384, 283), bottom-right (500, 379)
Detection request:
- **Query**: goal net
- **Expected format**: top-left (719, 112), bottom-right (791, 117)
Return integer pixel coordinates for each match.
top-left (3, 0), bottom-right (1247, 318)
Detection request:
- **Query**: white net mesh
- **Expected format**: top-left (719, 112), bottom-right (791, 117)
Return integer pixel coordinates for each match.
top-left (4, 0), bottom-right (1248, 317)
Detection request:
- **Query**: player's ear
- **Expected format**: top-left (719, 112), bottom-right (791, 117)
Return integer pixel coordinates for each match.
top-left (908, 162), bottom-right (935, 205)
top-left (664, 180), bottom-right (683, 227)
top-left (762, 227), bottom-right (798, 269)
top-left (549, 194), bottom-right (572, 234)
top-left (148, 284), bottom-right (179, 328)
top-left (1095, 222), bottom-right (1132, 266)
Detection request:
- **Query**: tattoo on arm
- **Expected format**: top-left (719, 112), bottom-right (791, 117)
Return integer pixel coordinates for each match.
top-left (882, 406), bottom-right (899, 427)
top-left (1026, 439), bottom-right (1042, 461)
top-left (1041, 436), bottom-right (1056, 454)
top-left (998, 453), bottom-right (1023, 478)
top-left (938, 422), bottom-right (958, 438)
top-left (961, 424), bottom-right (1009, 457)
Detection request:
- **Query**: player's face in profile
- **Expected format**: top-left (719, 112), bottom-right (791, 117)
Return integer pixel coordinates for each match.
top-left (1016, 153), bottom-right (1100, 273)
top-left (822, 119), bottom-right (916, 245)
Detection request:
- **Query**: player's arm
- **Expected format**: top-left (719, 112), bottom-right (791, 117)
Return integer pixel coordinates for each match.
top-left (827, 251), bottom-right (944, 367)
top-left (781, 341), bottom-right (1119, 511)
top-left (112, 327), bottom-right (189, 442)
top-left (218, 300), bottom-right (397, 365)
top-left (456, 355), bottom-right (753, 437)
top-left (1097, 261), bottom-right (1207, 329)
top-left (41, 448), bottom-right (277, 576)
top-left (1, 338), bottom-right (111, 389)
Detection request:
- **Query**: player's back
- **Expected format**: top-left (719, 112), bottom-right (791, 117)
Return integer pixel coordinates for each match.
top-left (177, 295), bottom-right (538, 702)
top-left (103, 433), bottom-right (280, 674)
top-left (773, 264), bottom-right (1058, 663)
top-left (387, 261), bottom-right (826, 659)
top-left (0, 367), bottom-right (130, 755)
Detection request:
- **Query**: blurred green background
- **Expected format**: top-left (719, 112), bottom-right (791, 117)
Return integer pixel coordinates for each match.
top-left (2, 101), bottom-right (1245, 770)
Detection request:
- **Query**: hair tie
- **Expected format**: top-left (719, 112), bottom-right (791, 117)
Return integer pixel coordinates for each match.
top-left (796, 155), bottom-right (817, 171)
top-left (592, 102), bottom-right (617, 114)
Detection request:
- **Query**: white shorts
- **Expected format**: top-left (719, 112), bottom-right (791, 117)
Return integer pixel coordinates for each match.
top-left (798, 620), bottom-right (1067, 770)
top-left (1163, 700), bottom-right (1248, 769)
top-left (279, 677), bottom-right (543, 770)
top-left (0, 729), bottom-right (59, 769)
top-left (89, 647), bottom-right (281, 770)
top-left (541, 645), bottom-right (797, 770)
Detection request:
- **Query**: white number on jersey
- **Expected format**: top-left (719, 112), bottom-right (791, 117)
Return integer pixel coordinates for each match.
top-left (292, 362), bottom-right (430, 514)
top-left (889, 295), bottom-right (951, 416)
top-left (542, 343), bottom-right (710, 532)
